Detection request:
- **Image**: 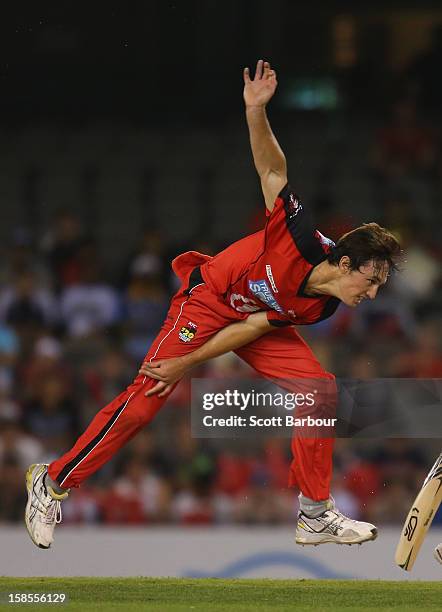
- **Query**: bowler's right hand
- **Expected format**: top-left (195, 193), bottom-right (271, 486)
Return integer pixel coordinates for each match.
top-left (243, 59), bottom-right (278, 108)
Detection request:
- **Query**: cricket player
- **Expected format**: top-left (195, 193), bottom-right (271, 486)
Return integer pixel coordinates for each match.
top-left (25, 60), bottom-right (400, 549)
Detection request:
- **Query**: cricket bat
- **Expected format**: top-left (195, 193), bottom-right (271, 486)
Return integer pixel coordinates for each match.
top-left (395, 452), bottom-right (442, 571)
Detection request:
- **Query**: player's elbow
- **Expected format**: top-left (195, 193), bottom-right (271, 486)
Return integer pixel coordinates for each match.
top-left (260, 169), bottom-right (288, 212)
top-left (244, 312), bottom-right (272, 334)
top-left (259, 159), bottom-right (287, 181)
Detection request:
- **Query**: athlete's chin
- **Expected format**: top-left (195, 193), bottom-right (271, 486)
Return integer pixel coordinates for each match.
top-left (343, 297), bottom-right (361, 308)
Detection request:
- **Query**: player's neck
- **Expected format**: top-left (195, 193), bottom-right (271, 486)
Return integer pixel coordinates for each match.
top-left (304, 260), bottom-right (342, 298)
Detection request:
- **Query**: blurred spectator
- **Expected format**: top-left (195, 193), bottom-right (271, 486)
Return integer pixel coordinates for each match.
top-left (171, 483), bottom-right (215, 525)
top-left (0, 456), bottom-right (27, 522)
top-left (20, 335), bottom-right (72, 401)
top-left (390, 319), bottom-right (442, 377)
top-left (0, 420), bottom-right (44, 470)
top-left (84, 347), bottom-right (132, 407)
top-left (41, 211), bottom-right (87, 290)
top-left (372, 440), bottom-right (427, 488)
top-left (121, 229), bottom-right (167, 290)
top-left (233, 484), bottom-right (293, 526)
top-left (367, 481), bottom-right (415, 525)
top-left (0, 374), bottom-right (21, 423)
top-left (101, 456), bottom-right (171, 524)
top-left (391, 231), bottom-right (440, 303)
top-left (61, 485), bottom-right (102, 524)
top-left (214, 441), bottom-right (294, 525)
top-left (0, 324), bottom-right (19, 392)
top-left (60, 242), bottom-right (120, 337)
top-left (343, 458), bottom-right (382, 512)
top-left (348, 280), bottom-right (415, 343)
top-left (21, 375), bottom-right (79, 456)
top-left (331, 473), bottom-right (361, 520)
top-left (0, 271), bottom-right (58, 336)
top-left (122, 274), bottom-right (168, 361)
top-left (0, 227), bottom-right (52, 290)
top-left (124, 430), bottom-right (171, 478)
top-left (215, 451), bottom-right (252, 497)
top-left (261, 439), bottom-right (291, 490)
top-left (172, 434), bottom-right (216, 496)
top-left (168, 421), bottom-right (217, 524)
top-left (347, 351), bottom-right (379, 379)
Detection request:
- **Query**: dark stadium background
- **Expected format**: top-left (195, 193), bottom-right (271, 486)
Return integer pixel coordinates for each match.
top-left (0, 1), bottom-right (441, 528)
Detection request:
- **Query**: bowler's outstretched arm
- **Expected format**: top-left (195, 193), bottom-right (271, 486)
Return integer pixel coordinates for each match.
top-left (244, 59), bottom-right (287, 212)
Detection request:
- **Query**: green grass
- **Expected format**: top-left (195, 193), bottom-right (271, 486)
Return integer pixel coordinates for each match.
top-left (0, 578), bottom-right (441, 611)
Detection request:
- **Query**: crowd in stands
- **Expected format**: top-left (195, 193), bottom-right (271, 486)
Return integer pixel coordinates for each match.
top-left (0, 95), bottom-right (441, 527)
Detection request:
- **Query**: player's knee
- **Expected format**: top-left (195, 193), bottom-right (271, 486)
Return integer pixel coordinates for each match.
top-left (119, 396), bottom-right (151, 429)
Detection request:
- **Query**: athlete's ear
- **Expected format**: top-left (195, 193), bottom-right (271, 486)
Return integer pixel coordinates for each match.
top-left (338, 256), bottom-right (352, 274)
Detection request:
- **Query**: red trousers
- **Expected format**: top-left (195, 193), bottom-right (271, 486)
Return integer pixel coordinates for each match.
top-left (49, 252), bottom-right (335, 501)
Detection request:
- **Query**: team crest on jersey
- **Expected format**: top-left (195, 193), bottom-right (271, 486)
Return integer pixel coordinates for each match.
top-left (287, 193), bottom-right (303, 219)
top-left (179, 321), bottom-right (198, 343)
top-left (230, 294), bottom-right (260, 313)
top-left (248, 280), bottom-right (284, 313)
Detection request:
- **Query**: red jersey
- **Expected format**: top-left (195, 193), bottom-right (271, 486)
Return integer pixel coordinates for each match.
top-left (200, 184), bottom-right (340, 326)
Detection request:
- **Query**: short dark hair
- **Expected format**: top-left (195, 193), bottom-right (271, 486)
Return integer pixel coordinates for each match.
top-left (326, 223), bottom-right (401, 272)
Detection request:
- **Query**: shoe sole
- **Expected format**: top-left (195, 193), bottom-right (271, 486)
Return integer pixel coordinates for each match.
top-left (296, 527), bottom-right (378, 546)
top-left (25, 464), bottom-right (50, 550)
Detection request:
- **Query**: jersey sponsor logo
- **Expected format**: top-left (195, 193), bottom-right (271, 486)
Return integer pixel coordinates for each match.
top-left (265, 264), bottom-right (278, 293)
top-left (287, 193), bottom-right (303, 219)
top-left (248, 280), bottom-right (284, 313)
top-left (178, 321), bottom-right (198, 342)
top-left (230, 293), bottom-right (261, 313)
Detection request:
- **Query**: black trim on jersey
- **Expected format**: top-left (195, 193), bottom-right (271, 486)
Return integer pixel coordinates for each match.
top-left (184, 266), bottom-right (205, 295)
top-left (297, 264), bottom-right (320, 298)
top-left (280, 183), bottom-right (326, 266)
top-left (292, 296), bottom-right (341, 326)
top-left (296, 260), bottom-right (341, 324)
top-left (55, 400), bottom-right (128, 485)
top-left (268, 319), bottom-right (294, 328)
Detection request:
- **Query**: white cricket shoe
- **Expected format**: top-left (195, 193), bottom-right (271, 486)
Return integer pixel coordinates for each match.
top-left (295, 499), bottom-right (378, 546)
top-left (25, 463), bottom-right (68, 549)
top-left (434, 543), bottom-right (442, 565)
